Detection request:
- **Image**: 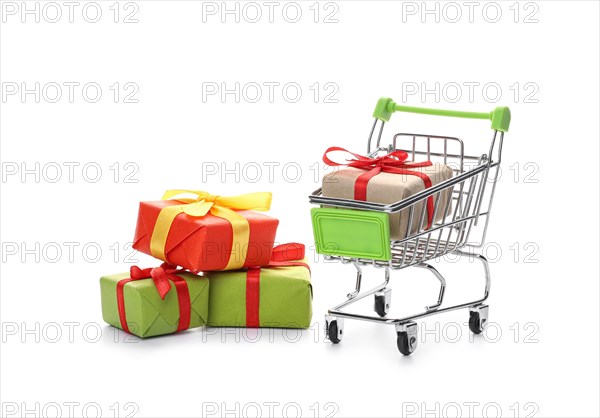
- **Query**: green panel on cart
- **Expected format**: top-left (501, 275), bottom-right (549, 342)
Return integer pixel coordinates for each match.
top-left (311, 207), bottom-right (391, 261)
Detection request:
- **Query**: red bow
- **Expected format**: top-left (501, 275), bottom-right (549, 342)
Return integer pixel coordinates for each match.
top-left (323, 147), bottom-right (435, 229)
top-left (323, 146), bottom-right (431, 171)
top-left (117, 263), bottom-right (191, 335)
top-left (246, 243), bottom-right (310, 328)
top-left (129, 263), bottom-right (183, 300)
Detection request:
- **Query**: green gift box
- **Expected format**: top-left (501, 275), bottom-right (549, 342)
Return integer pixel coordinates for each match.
top-left (205, 243), bottom-right (312, 328)
top-left (100, 265), bottom-right (209, 338)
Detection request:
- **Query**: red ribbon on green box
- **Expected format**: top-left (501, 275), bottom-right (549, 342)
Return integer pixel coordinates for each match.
top-left (245, 243), bottom-right (310, 328)
top-left (323, 147), bottom-right (435, 229)
top-left (116, 263), bottom-right (192, 334)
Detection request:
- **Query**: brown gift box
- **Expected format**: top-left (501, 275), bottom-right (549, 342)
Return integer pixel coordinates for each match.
top-left (322, 164), bottom-right (454, 240)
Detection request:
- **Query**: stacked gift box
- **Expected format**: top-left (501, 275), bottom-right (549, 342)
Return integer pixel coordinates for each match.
top-left (100, 190), bottom-right (312, 338)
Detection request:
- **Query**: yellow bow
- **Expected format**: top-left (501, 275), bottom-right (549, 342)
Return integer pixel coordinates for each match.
top-left (150, 190), bottom-right (272, 270)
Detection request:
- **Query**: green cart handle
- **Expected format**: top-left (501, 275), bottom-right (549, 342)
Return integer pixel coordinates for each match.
top-left (373, 97), bottom-right (511, 132)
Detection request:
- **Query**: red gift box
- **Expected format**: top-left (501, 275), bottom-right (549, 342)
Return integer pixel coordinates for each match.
top-left (133, 191), bottom-right (279, 272)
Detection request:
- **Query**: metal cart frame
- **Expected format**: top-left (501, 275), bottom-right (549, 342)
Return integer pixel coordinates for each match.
top-left (309, 98), bottom-right (510, 355)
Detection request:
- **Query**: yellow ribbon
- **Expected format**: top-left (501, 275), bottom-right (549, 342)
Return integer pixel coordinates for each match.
top-left (150, 190), bottom-right (272, 270)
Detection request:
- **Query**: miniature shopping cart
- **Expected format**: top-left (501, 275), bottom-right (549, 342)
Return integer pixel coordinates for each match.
top-left (309, 97), bottom-right (510, 355)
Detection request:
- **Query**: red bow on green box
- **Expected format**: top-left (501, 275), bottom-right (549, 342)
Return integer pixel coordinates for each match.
top-left (116, 263), bottom-right (192, 334)
top-left (323, 147), bottom-right (435, 229)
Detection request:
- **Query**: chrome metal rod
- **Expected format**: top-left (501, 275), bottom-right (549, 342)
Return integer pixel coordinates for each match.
top-left (366, 118), bottom-right (378, 154)
top-left (347, 262), bottom-right (363, 299)
top-left (455, 250), bottom-right (491, 298)
top-left (410, 199), bottom-right (429, 264)
top-left (333, 267), bottom-right (390, 311)
top-left (376, 120), bottom-right (385, 149)
top-left (424, 193), bottom-right (442, 254)
top-left (472, 132), bottom-right (504, 246)
top-left (406, 150), bottom-right (480, 162)
top-left (415, 263), bottom-right (447, 311)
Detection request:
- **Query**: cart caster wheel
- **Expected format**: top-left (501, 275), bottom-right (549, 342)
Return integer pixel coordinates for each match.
top-left (374, 288), bottom-right (391, 317)
top-left (469, 304), bottom-right (489, 335)
top-left (396, 322), bottom-right (418, 356)
top-left (325, 315), bottom-right (343, 344)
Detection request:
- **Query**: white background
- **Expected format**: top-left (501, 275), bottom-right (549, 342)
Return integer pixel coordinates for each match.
top-left (1, 1), bottom-right (599, 417)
